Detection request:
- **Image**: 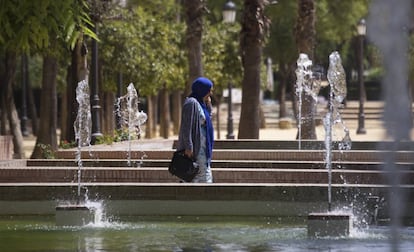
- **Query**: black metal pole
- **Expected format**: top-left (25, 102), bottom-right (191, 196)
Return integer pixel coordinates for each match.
top-left (357, 34), bottom-right (366, 134)
top-left (21, 54), bottom-right (29, 136)
top-left (91, 22), bottom-right (103, 143)
top-left (116, 72), bottom-right (123, 130)
top-left (226, 82), bottom-right (235, 139)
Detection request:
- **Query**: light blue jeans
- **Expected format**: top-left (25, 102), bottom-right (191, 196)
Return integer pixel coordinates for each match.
top-left (191, 102), bottom-right (213, 183)
top-left (192, 131), bottom-right (213, 183)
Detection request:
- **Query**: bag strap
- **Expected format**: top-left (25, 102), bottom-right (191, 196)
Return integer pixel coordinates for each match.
top-left (175, 149), bottom-right (195, 162)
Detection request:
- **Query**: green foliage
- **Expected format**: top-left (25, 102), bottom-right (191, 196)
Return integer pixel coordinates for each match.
top-left (264, 0), bottom-right (370, 85)
top-left (99, 0), bottom-right (244, 98)
top-left (92, 128), bottom-right (137, 145)
top-left (99, 5), bottom-right (187, 96)
top-left (93, 134), bottom-right (114, 145)
top-left (203, 21), bottom-right (242, 95)
top-left (59, 140), bottom-right (76, 149)
top-left (113, 129), bottom-right (130, 142)
top-left (36, 143), bottom-right (55, 159)
top-left (0, 0), bottom-right (95, 54)
top-left (315, 0), bottom-right (370, 66)
top-left (264, 0), bottom-right (297, 65)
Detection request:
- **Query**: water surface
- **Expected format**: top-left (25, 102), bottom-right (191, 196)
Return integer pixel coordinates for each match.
top-left (1, 216), bottom-right (413, 252)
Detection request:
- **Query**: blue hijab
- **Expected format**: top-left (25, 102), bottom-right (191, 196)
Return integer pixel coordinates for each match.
top-left (189, 77), bottom-right (214, 159)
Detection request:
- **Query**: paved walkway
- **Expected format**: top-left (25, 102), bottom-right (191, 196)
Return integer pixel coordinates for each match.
top-left (22, 100), bottom-right (398, 157)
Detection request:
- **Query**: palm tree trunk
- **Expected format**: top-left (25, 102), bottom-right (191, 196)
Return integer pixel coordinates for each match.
top-left (2, 52), bottom-right (25, 158)
top-left (31, 55), bottom-right (58, 158)
top-left (64, 39), bottom-right (88, 143)
top-left (145, 94), bottom-right (158, 139)
top-left (103, 91), bottom-right (115, 135)
top-left (238, 0), bottom-right (269, 139)
top-left (183, 0), bottom-right (205, 94)
top-left (27, 72), bottom-right (39, 135)
top-left (278, 64), bottom-right (288, 118)
top-left (159, 85), bottom-right (171, 139)
top-left (295, 0), bottom-right (317, 139)
top-left (214, 96), bottom-right (222, 139)
top-left (171, 90), bottom-right (182, 135)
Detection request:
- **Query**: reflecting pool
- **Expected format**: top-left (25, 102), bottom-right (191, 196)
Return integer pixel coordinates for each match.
top-left (1, 216), bottom-right (414, 252)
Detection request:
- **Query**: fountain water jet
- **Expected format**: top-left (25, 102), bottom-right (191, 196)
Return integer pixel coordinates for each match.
top-left (295, 54), bottom-right (321, 149)
top-left (115, 83), bottom-right (147, 166)
top-left (308, 51), bottom-right (353, 238)
top-left (325, 51), bottom-right (351, 211)
top-left (74, 80), bottom-right (92, 200)
top-left (55, 80), bottom-right (97, 226)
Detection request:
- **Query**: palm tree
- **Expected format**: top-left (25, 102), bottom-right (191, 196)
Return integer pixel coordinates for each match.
top-left (238, 0), bottom-right (270, 139)
top-left (31, 52), bottom-right (59, 158)
top-left (295, 0), bottom-right (317, 139)
top-left (0, 52), bottom-right (25, 158)
top-left (183, 0), bottom-right (205, 94)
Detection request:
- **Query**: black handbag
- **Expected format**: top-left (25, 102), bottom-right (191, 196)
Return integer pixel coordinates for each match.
top-left (168, 150), bottom-right (199, 182)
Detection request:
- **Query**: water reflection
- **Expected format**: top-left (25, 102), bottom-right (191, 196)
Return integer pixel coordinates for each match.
top-left (1, 217), bottom-right (414, 251)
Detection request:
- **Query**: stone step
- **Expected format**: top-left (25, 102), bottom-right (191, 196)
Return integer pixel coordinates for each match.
top-left (55, 149), bottom-right (414, 162)
top-left (1, 166), bottom-right (413, 184)
top-left (174, 140), bottom-right (414, 150)
top-left (24, 159), bottom-right (414, 170)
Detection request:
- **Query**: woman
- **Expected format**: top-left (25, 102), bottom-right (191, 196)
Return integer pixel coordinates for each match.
top-left (177, 77), bottom-right (214, 183)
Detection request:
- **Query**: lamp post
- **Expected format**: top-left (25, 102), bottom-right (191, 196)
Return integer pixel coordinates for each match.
top-left (223, 1), bottom-right (236, 139)
top-left (21, 54), bottom-right (29, 136)
top-left (116, 72), bottom-right (123, 130)
top-left (356, 18), bottom-right (366, 134)
top-left (223, 1), bottom-right (236, 23)
top-left (91, 19), bottom-right (103, 143)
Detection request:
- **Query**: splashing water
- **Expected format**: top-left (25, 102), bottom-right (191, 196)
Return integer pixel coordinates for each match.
top-left (325, 51), bottom-right (352, 212)
top-left (115, 83), bottom-right (147, 166)
top-left (328, 52), bottom-right (351, 150)
top-left (328, 52), bottom-right (347, 104)
top-left (295, 54), bottom-right (316, 149)
top-left (74, 80), bottom-right (92, 201)
top-left (83, 200), bottom-right (111, 227)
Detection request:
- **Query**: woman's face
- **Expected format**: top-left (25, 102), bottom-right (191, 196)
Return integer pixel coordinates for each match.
top-left (203, 88), bottom-right (213, 102)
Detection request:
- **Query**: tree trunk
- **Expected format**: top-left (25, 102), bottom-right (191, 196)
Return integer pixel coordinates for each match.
top-left (31, 55), bottom-right (58, 158)
top-left (145, 94), bottom-right (158, 139)
top-left (183, 0), bottom-right (204, 94)
top-left (296, 0), bottom-right (315, 58)
top-left (27, 64), bottom-right (39, 136)
top-left (238, 43), bottom-right (261, 139)
top-left (0, 53), bottom-right (9, 135)
top-left (159, 86), bottom-right (171, 139)
top-left (295, 0), bottom-right (317, 139)
top-left (0, 94), bottom-right (8, 134)
top-left (145, 95), bottom-right (153, 139)
top-left (259, 106), bottom-right (266, 129)
top-left (63, 48), bottom-right (77, 142)
top-left (278, 76), bottom-right (287, 118)
top-left (215, 96), bottom-right (222, 140)
top-left (238, 0), bottom-right (269, 139)
top-left (64, 39), bottom-right (89, 143)
top-left (100, 91), bottom-right (114, 136)
top-left (278, 63), bottom-right (290, 118)
top-left (60, 66), bottom-right (70, 142)
top-left (2, 52), bottom-right (25, 158)
top-left (171, 90), bottom-right (182, 135)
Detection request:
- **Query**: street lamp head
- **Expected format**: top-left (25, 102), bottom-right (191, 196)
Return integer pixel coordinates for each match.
top-left (222, 1), bottom-right (236, 23)
top-left (357, 18), bottom-right (366, 36)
